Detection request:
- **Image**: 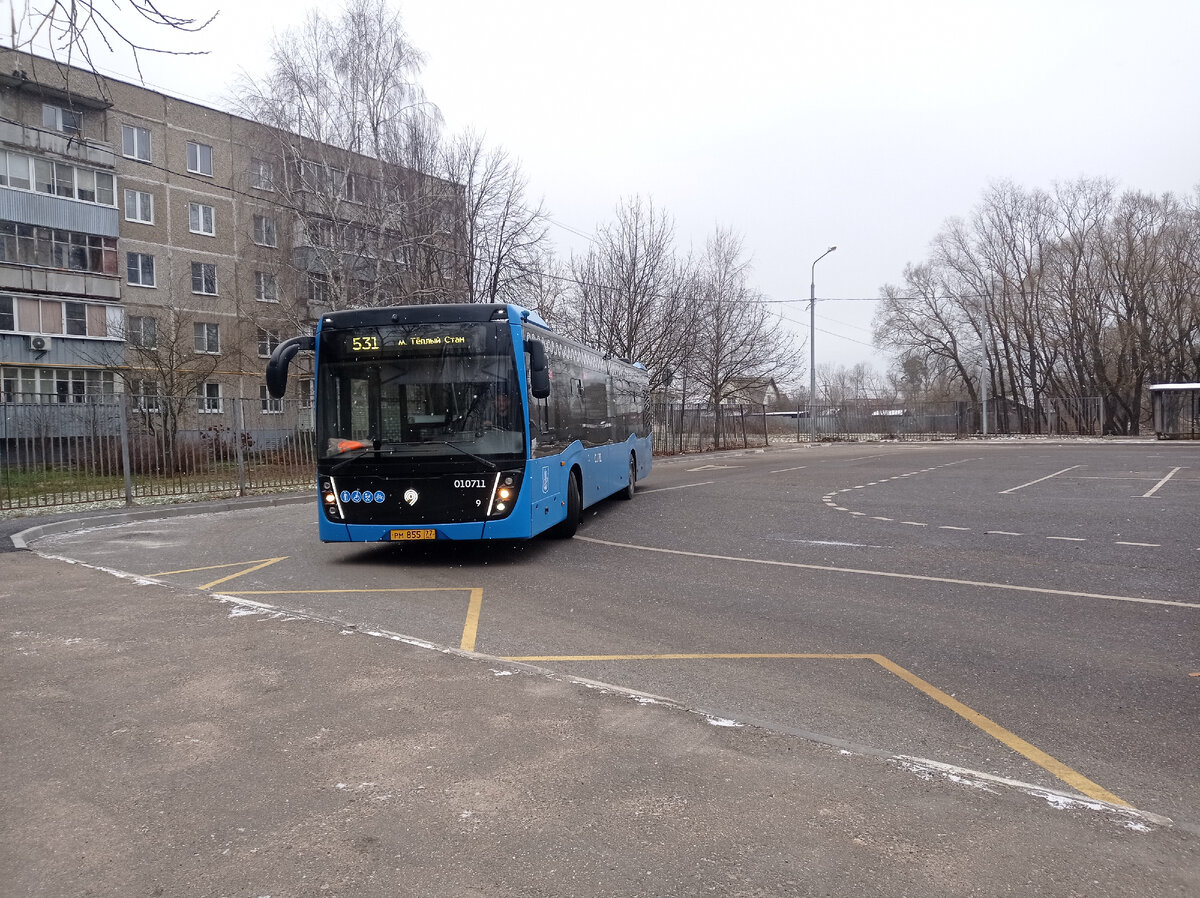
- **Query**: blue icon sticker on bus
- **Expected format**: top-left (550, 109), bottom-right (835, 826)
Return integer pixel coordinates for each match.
top-left (373, 491), bottom-right (386, 503)
top-left (340, 490), bottom-right (351, 503)
top-left (362, 491), bottom-right (373, 503)
top-left (351, 490), bottom-right (362, 502)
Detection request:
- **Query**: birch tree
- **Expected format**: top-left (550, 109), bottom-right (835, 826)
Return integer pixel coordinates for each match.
top-left (688, 227), bottom-right (800, 409)
top-left (235, 0), bottom-right (457, 317)
top-left (441, 131), bottom-right (551, 306)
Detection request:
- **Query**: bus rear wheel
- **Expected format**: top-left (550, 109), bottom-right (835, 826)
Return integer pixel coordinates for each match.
top-left (552, 471), bottom-right (582, 538)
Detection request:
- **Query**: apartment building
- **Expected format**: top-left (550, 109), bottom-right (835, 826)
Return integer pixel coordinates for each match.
top-left (0, 49), bottom-right (462, 414)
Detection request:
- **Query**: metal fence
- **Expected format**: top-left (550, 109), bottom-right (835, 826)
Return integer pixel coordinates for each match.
top-left (3, 393), bottom-right (1112, 512)
top-left (1, 394), bottom-right (316, 513)
top-left (652, 396), bottom-right (1107, 454)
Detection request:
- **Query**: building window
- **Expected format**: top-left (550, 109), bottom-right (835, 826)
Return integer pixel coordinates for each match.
top-left (50, 368), bottom-right (114, 403)
top-left (191, 262), bottom-right (218, 295)
top-left (186, 141), bottom-right (213, 176)
top-left (125, 189), bottom-right (153, 223)
top-left (189, 202), bottom-right (215, 236)
top-left (3, 153), bottom-right (111, 205)
top-left (252, 214), bottom-right (277, 247)
top-left (43, 104), bottom-right (82, 136)
top-left (299, 377), bottom-right (313, 409)
top-left (133, 378), bottom-right (160, 412)
top-left (250, 158), bottom-right (275, 191)
top-left (0, 151), bottom-right (33, 190)
top-left (122, 124), bottom-right (151, 162)
top-left (260, 384), bottom-right (283, 414)
top-left (128, 315), bottom-right (157, 348)
top-left (94, 171), bottom-right (115, 206)
top-left (127, 252), bottom-right (156, 287)
top-left (64, 301), bottom-right (87, 336)
top-left (255, 271), bottom-right (278, 303)
top-left (257, 328), bottom-right (281, 358)
top-left (0, 295), bottom-right (14, 331)
top-left (33, 158), bottom-right (54, 194)
top-left (197, 382), bottom-right (222, 413)
top-left (193, 321), bottom-right (220, 354)
top-left (0, 222), bottom-right (117, 275)
top-left (89, 170), bottom-right (114, 205)
top-left (308, 273), bottom-right (331, 305)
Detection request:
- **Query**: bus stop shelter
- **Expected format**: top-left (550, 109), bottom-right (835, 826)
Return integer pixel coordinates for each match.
top-left (1149, 383), bottom-right (1200, 439)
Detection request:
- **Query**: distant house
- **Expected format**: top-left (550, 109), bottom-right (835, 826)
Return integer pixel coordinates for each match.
top-left (724, 377), bottom-right (783, 407)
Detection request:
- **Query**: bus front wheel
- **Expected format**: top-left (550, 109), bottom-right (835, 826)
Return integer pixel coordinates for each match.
top-left (553, 471), bottom-right (582, 538)
top-left (618, 453), bottom-right (636, 500)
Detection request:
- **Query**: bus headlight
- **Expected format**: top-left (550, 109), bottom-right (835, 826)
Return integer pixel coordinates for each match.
top-left (488, 471), bottom-right (521, 517)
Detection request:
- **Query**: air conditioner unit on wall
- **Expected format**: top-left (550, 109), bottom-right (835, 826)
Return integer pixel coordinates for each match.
top-left (29, 335), bottom-right (52, 351)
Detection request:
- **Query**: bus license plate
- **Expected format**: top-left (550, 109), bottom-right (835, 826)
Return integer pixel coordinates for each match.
top-left (390, 529), bottom-right (436, 541)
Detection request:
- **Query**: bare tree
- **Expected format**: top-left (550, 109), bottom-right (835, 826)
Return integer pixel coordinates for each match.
top-left (441, 131), bottom-right (550, 305)
top-left (108, 306), bottom-right (226, 474)
top-left (562, 196), bottom-right (698, 392)
top-left (234, 0), bottom-right (458, 316)
top-left (688, 227), bottom-right (800, 412)
top-left (874, 177), bottom-right (1200, 434)
top-left (8, 0), bottom-right (216, 82)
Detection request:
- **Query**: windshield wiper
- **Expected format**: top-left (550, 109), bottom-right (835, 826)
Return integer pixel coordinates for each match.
top-left (418, 440), bottom-right (498, 470)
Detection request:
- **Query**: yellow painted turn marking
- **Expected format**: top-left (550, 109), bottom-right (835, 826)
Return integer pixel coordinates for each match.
top-left (147, 557), bottom-right (289, 590)
top-left (228, 586), bottom-right (485, 652)
top-left (503, 650), bottom-right (1129, 808)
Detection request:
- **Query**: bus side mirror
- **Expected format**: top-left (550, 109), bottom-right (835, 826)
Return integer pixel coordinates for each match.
top-left (266, 335), bottom-right (315, 398)
top-left (525, 338), bottom-right (551, 399)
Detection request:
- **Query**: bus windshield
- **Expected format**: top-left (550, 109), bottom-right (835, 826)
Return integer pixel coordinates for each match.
top-left (316, 320), bottom-right (525, 463)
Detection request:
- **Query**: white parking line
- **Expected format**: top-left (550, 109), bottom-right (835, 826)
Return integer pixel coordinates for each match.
top-left (640, 481), bottom-right (716, 494)
top-left (1139, 466), bottom-right (1182, 499)
top-left (577, 537), bottom-right (1200, 611)
top-left (999, 465), bottom-right (1083, 495)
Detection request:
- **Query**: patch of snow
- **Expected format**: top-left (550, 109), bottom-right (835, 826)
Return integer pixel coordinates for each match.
top-left (228, 606), bottom-right (262, 618)
top-left (706, 716), bottom-right (743, 728)
top-left (1032, 790), bottom-right (1107, 813)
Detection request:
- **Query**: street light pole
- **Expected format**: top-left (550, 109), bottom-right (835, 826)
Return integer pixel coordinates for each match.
top-left (808, 245), bottom-right (837, 438)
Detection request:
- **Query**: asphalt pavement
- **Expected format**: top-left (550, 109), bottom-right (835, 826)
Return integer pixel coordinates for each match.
top-left (3, 483), bottom-right (1199, 897)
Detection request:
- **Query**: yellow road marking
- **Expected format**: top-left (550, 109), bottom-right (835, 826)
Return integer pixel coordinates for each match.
top-left (576, 536), bottom-right (1200, 610)
top-left (503, 651), bottom-right (1129, 807)
top-left (508, 653), bottom-right (871, 662)
top-left (461, 588), bottom-right (484, 652)
top-left (236, 588), bottom-right (473, 594)
top-left (869, 655), bottom-right (1129, 807)
top-left (147, 557), bottom-right (289, 589)
top-left (148, 557), bottom-right (288, 578)
top-left (229, 586), bottom-right (485, 653)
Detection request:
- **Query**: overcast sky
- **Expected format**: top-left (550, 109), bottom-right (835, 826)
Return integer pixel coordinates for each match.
top-left (35, 0), bottom-right (1200, 375)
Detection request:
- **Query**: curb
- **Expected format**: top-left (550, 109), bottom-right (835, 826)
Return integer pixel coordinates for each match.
top-left (7, 492), bottom-right (312, 551)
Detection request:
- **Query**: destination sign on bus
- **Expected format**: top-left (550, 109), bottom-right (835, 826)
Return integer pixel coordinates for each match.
top-left (336, 331), bottom-right (472, 355)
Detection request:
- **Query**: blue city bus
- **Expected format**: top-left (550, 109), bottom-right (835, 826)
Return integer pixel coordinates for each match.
top-left (266, 303), bottom-right (653, 542)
